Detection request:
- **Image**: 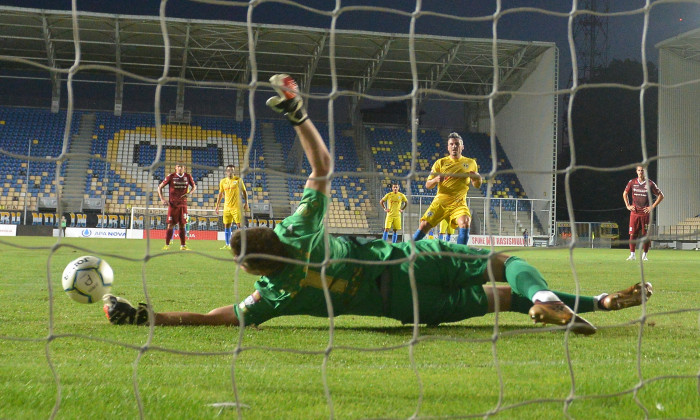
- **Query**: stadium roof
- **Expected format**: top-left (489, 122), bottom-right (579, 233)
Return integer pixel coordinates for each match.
top-left (0, 6), bottom-right (554, 103)
top-left (656, 27), bottom-right (700, 63)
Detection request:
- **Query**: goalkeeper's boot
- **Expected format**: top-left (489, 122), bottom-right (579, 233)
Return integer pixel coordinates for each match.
top-left (162, 244), bottom-right (170, 251)
top-left (180, 245), bottom-right (190, 251)
top-left (103, 295), bottom-right (150, 325)
top-left (220, 244), bottom-right (231, 250)
top-left (600, 282), bottom-right (653, 310)
top-left (266, 74), bottom-right (308, 125)
top-left (528, 301), bottom-right (597, 335)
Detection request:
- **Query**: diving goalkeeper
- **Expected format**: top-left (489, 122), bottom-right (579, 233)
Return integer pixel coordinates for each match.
top-left (104, 74), bottom-right (652, 334)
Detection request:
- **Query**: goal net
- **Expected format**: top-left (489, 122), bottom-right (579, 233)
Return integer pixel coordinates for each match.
top-left (0, 1), bottom-right (698, 419)
top-left (129, 206), bottom-right (222, 240)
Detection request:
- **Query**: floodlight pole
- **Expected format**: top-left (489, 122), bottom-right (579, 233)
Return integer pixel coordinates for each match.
top-left (23, 139), bottom-right (32, 225)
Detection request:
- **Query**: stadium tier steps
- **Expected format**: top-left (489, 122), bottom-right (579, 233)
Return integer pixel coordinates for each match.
top-left (62, 113), bottom-right (95, 212)
top-left (365, 126), bottom-right (538, 236)
top-left (664, 217), bottom-right (700, 237)
top-left (0, 106), bottom-right (78, 210)
top-left (274, 120), bottom-right (370, 233)
top-left (260, 122), bottom-right (292, 218)
top-left (88, 112), bottom-right (266, 215)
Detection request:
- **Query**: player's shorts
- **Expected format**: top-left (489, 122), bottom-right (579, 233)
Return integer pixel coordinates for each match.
top-left (386, 242), bottom-right (492, 325)
top-left (167, 205), bottom-right (187, 226)
top-left (629, 212), bottom-right (649, 236)
top-left (439, 219), bottom-right (455, 235)
top-left (421, 199), bottom-right (471, 229)
top-left (223, 208), bottom-right (242, 225)
top-left (384, 214), bottom-right (402, 230)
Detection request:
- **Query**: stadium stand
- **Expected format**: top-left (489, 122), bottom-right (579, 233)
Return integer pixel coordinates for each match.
top-left (0, 106), bottom-right (77, 210)
top-left (88, 112), bottom-right (265, 214)
top-left (276, 120), bottom-right (370, 232)
top-left (365, 125), bottom-right (541, 235)
top-left (0, 106), bottom-right (539, 235)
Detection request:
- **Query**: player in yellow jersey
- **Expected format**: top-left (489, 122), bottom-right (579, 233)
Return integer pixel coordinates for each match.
top-left (215, 164), bottom-right (249, 249)
top-left (438, 218), bottom-right (455, 242)
top-left (380, 183), bottom-right (407, 243)
top-left (414, 132), bottom-right (482, 245)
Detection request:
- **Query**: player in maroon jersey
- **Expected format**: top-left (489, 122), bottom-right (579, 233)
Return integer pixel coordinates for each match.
top-left (158, 163), bottom-right (197, 250)
top-left (623, 166), bottom-right (664, 261)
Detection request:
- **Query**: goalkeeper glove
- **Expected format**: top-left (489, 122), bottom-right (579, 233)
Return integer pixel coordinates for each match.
top-left (266, 74), bottom-right (308, 126)
top-left (103, 294), bottom-right (151, 325)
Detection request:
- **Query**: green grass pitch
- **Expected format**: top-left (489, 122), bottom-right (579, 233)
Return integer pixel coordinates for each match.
top-left (0, 237), bottom-right (698, 419)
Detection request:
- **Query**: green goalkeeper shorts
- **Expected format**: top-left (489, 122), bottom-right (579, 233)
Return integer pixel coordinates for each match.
top-left (383, 243), bottom-right (490, 325)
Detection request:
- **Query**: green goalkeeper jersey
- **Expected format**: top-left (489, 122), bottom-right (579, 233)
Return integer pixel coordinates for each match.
top-left (234, 188), bottom-right (492, 326)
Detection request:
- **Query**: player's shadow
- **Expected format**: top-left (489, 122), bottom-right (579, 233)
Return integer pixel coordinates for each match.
top-left (257, 323), bottom-right (530, 336)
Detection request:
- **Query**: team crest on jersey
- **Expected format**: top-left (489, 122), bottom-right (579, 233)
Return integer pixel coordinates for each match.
top-left (295, 203), bottom-right (308, 216)
top-left (426, 211), bottom-right (434, 217)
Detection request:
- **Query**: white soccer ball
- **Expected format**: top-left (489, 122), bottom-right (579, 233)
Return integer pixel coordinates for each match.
top-left (62, 256), bottom-right (113, 304)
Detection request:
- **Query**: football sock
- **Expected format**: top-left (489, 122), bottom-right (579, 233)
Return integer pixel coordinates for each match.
top-left (225, 227), bottom-right (231, 245)
top-left (532, 290), bottom-right (560, 303)
top-left (509, 291), bottom-right (597, 314)
top-left (551, 291), bottom-right (597, 313)
top-left (457, 227), bottom-right (470, 245)
top-left (643, 241), bottom-right (650, 253)
top-left (509, 292), bottom-right (533, 314)
top-left (629, 235), bottom-right (636, 252)
top-left (179, 227), bottom-right (186, 245)
top-left (165, 228), bottom-right (173, 245)
top-left (504, 256), bottom-right (550, 300)
top-left (382, 231), bottom-right (389, 241)
top-left (445, 233), bottom-right (451, 242)
top-left (413, 229), bottom-right (426, 241)
top-left (392, 232), bottom-right (398, 243)
top-left (594, 293), bottom-right (609, 310)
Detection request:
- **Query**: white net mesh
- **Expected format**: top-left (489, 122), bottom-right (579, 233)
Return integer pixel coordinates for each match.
top-left (0, 1), bottom-right (698, 419)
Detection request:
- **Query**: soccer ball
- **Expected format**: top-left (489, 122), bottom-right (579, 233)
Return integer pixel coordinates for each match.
top-left (62, 256), bottom-right (113, 304)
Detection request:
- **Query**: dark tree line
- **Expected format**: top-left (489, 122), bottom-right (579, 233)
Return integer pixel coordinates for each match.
top-left (557, 59), bottom-right (659, 242)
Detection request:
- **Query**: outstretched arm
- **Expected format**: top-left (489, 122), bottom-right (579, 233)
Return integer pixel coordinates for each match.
top-left (104, 295), bottom-right (241, 326)
top-left (154, 305), bottom-right (239, 326)
top-left (295, 120), bottom-right (331, 195)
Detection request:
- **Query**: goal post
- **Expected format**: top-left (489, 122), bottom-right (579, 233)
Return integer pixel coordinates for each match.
top-left (2, 3), bottom-right (699, 419)
top-left (129, 206), bottom-right (222, 240)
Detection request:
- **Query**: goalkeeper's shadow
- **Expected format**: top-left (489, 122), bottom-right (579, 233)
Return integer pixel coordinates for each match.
top-left (257, 323), bottom-right (528, 337)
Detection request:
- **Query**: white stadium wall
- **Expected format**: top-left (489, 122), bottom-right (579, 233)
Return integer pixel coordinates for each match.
top-left (658, 46), bottom-right (700, 226)
top-left (492, 46), bottom-right (557, 203)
